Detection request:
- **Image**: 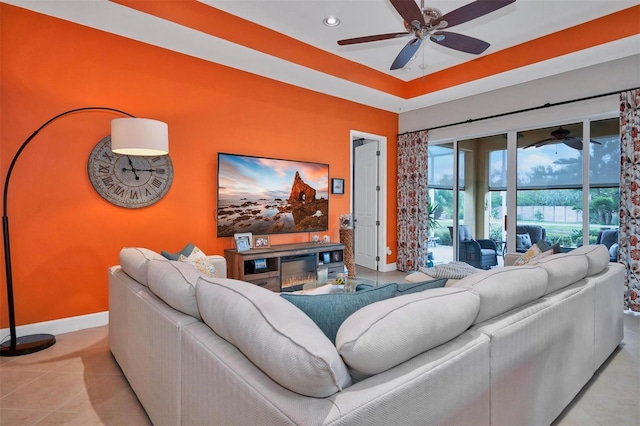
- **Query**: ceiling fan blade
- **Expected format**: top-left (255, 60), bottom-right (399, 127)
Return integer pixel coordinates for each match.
top-left (390, 38), bottom-right (422, 70)
top-left (338, 32), bottom-right (410, 46)
top-left (523, 139), bottom-right (555, 149)
top-left (435, 0), bottom-right (516, 29)
top-left (390, 0), bottom-right (425, 27)
top-left (430, 31), bottom-right (490, 54)
top-left (563, 139), bottom-right (584, 150)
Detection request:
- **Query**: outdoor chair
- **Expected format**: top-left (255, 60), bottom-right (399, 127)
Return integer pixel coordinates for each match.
top-left (448, 225), bottom-right (498, 269)
top-left (596, 229), bottom-right (619, 261)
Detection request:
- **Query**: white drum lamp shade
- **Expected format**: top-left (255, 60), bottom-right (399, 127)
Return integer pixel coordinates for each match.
top-left (111, 118), bottom-right (169, 156)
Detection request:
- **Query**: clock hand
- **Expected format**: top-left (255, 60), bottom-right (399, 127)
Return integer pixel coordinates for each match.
top-left (126, 157), bottom-right (140, 180)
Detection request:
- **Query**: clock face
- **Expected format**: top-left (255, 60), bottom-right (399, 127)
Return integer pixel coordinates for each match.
top-left (88, 136), bottom-right (173, 208)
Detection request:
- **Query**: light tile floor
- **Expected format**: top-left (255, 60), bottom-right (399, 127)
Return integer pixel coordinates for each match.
top-left (1, 270), bottom-right (638, 425)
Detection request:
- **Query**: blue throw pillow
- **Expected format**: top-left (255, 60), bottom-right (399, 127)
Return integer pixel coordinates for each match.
top-left (280, 284), bottom-right (398, 343)
top-left (161, 242), bottom-right (195, 260)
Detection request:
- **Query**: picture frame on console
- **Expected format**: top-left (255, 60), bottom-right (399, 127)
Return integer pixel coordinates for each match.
top-left (234, 232), bottom-right (252, 252)
top-left (253, 235), bottom-right (270, 248)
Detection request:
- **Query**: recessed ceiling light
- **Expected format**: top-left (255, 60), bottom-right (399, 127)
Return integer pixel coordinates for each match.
top-left (323, 16), bottom-right (340, 27)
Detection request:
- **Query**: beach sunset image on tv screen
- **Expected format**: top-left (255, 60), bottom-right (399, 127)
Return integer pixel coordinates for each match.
top-left (217, 153), bottom-right (329, 237)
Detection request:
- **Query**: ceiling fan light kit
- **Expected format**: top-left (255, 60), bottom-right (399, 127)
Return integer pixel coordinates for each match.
top-left (337, 0), bottom-right (517, 70)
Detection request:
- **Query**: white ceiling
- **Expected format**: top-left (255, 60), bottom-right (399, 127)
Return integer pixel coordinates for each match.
top-left (3, 0), bottom-right (639, 112)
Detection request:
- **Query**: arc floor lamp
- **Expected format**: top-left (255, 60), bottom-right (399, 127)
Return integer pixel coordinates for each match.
top-left (1, 107), bottom-right (169, 357)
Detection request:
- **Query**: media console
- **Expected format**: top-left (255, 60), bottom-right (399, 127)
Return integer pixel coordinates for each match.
top-left (224, 242), bottom-right (345, 292)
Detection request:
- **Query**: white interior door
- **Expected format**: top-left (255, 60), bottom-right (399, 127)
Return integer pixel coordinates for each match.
top-left (354, 141), bottom-right (379, 269)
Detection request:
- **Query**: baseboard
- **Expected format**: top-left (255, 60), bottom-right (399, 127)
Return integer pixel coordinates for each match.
top-left (380, 262), bottom-right (397, 272)
top-left (0, 311), bottom-right (108, 342)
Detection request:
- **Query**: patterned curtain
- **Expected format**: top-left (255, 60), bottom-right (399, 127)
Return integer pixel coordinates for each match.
top-left (619, 89), bottom-right (640, 312)
top-left (397, 130), bottom-right (429, 271)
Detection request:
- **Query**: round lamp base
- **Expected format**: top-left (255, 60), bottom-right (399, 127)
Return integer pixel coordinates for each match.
top-left (0, 334), bottom-right (56, 357)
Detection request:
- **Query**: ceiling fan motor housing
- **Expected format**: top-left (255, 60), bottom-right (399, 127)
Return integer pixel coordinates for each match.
top-left (551, 127), bottom-right (571, 139)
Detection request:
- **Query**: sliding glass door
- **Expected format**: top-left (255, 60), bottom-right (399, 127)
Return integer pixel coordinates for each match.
top-left (428, 116), bottom-right (620, 263)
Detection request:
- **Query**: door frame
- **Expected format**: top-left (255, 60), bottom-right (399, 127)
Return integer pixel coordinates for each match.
top-left (350, 130), bottom-right (390, 271)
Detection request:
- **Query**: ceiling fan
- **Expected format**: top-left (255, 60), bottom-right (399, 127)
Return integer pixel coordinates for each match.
top-left (337, 0), bottom-right (516, 70)
top-left (523, 127), bottom-right (602, 150)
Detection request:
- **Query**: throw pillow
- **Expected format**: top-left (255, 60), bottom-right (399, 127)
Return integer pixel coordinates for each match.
top-left (513, 244), bottom-right (542, 266)
top-left (548, 241), bottom-right (563, 254)
top-left (178, 247), bottom-right (216, 277)
top-left (405, 271), bottom-right (431, 283)
top-left (280, 284), bottom-right (398, 343)
top-left (420, 261), bottom-right (480, 279)
top-left (536, 239), bottom-right (550, 252)
top-left (610, 243), bottom-right (619, 260)
top-left (516, 233), bottom-right (532, 250)
top-left (161, 242), bottom-right (195, 260)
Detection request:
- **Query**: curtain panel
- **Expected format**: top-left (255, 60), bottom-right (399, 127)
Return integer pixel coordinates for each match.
top-left (397, 130), bottom-right (429, 271)
top-left (619, 89), bottom-right (640, 312)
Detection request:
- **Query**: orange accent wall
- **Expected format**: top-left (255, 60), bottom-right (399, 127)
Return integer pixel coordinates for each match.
top-left (0, 5), bottom-right (398, 328)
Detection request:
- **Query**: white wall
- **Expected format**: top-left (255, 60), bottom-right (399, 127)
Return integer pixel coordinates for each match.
top-left (399, 55), bottom-right (640, 140)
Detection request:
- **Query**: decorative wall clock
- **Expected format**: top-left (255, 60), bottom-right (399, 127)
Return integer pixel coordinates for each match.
top-left (87, 135), bottom-right (173, 208)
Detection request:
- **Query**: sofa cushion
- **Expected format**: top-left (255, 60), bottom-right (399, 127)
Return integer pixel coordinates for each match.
top-left (280, 284), bottom-right (398, 343)
top-left (161, 242), bottom-right (195, 260)
top-left (336, 287), bottom-right (480, 377)
top-left (196, 277), bottom-right (351, 397)
top-left (119, 247), bottom-right (166, 286)
top-left (451, 266), bottom-right (548, 324)
top-left (529, 251), bottom-right (589, 294)
top-left (569, 244), bottom-right (610, 276)
top-left (147, 259), bottom-right (202, 320)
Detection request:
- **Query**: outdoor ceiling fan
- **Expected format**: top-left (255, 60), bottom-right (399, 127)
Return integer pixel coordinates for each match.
top-left (337, 0), bottom-right (516, 70)
top-left (523, 126), bottom-right (602, 151)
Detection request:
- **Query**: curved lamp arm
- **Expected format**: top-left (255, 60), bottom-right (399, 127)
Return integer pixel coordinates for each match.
top-left (3, 107), bottom-right (134, 217)
top-left (1, 106), bottom-right (166, 356)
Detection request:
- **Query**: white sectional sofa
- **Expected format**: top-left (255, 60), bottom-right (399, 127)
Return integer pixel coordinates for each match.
top-left (108, 244), bottom-right (624, 425)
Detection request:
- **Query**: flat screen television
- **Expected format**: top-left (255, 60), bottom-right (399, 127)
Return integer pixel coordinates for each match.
top-left (217, 153), bottom-right (329, 237)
